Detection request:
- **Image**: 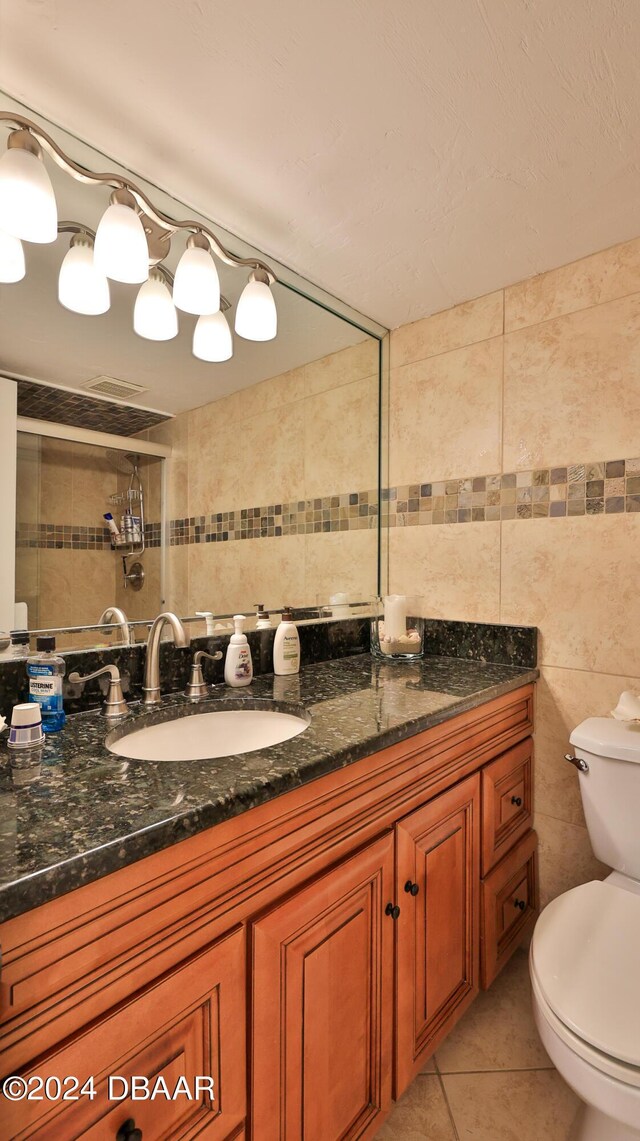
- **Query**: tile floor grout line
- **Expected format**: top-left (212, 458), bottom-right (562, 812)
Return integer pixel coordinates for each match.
top-left (438, 1064), bottom-right (555, 1076)
top-left (437, 1070), bottom-right (461, 1141)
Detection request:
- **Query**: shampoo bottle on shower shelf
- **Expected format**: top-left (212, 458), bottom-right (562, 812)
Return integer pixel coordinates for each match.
top-left (26, 636), bottom-right (66, 732)
top-left (273, 608), bottom-right (301, 675)
top-left (224, 615), bottom-right (253, 688)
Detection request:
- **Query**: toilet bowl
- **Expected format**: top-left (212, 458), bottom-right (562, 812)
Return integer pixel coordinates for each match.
top-left (530, 880), bottom-right (640, 1138)
top-left (530, 717), bottom-right (640, 1140)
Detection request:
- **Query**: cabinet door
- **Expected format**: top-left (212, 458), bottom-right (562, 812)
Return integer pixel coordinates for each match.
top-left (395, 774), bottom-right (480, 1096)
top-left (3, 928), bottom-right (246, 1140)
top-left (251, 833), bottom-right (395, 1141)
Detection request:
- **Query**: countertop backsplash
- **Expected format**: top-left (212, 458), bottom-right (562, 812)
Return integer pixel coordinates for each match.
top-left (0, 617), bottom-right (536, 722)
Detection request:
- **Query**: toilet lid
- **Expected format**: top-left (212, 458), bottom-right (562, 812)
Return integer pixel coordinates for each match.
top-left (531, 880), bottom-right (640, 1067)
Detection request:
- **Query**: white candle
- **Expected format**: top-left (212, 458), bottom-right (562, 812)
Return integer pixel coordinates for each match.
top-left (383, 594), bottom-right (407, 641)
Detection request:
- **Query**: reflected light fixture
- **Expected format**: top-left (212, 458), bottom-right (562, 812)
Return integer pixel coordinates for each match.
top-left (193, 304), bottom-right (233, 362)
top-left (134, 267), bottom-right (179, 340)
top-left (58, 231), bottom-right (110, 315)
top-left (235, 270), bottom-right (277, 341)
top-left (0, 227), bottom-right (25, 282)
top-left (173, 233), bottom-right (220, 315)
top-left (0, 109), bottom-right (280, 352)
top-left (0, 129), bottom-right (57, 243)
top-left (94, 189), bottom-right (150, 284)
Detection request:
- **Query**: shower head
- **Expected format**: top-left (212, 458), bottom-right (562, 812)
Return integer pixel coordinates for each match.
top-left (106, 450), bottom-right (153, 474)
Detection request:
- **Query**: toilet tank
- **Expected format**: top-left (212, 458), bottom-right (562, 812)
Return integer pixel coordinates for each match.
top-left (570, 717), bottom-right (640, 878)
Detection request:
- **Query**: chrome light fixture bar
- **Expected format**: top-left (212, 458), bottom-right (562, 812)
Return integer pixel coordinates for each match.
top-left (0, 111), bottom-right (278, 345)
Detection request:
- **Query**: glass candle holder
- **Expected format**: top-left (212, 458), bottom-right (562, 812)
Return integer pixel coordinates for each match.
top-left (370, 596), bottom-right (425, 660)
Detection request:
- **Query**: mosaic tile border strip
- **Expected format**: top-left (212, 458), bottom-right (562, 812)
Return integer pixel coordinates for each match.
top-left (169, 490), bottom-right (379, 545)
top-left (16, 521), bottom-right (162, 551)
top-left (385, 458), bottom-right (640, 525)
top-left (17, 454), bottom-right (640, 552)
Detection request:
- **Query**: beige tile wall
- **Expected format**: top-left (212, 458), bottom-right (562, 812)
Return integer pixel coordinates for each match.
top-left (389, 236), bottom-right (640, 908)
top-left (150, 339), bottom-right (380, 616)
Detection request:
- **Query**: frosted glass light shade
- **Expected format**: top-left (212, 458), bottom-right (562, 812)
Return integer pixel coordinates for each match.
top-left (0, 144), bottom-right (58, 243)
top-left (0, 228), bottom-right (25, 282)
top-left (234, 277), bottom-right (277, 341)
top-left (192, 310), bottom-right (233, 362)
top-left (58, 238), bottom-right (110, 315)
top-left (173, 244), bottom-right (220, 315)
top-left (133, 271), bottom-right (178, 340)
top-left (94, 201), bottom-right (149, 284)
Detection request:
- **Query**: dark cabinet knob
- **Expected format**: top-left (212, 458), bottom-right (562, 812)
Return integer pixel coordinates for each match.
top-left (514, 898), bottom-right (526, 911)
top-left (116, 1120), bottom-right (143, 1141)
top-left (385, 902), bottom-right (400, 920)
top-left (511, 795), bottom-right (523, 807)
top-left (404, 880), bottom-right (419, 896)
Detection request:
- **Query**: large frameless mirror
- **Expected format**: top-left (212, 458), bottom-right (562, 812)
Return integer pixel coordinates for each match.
top-left (0, 91), bottom-right (386, 651)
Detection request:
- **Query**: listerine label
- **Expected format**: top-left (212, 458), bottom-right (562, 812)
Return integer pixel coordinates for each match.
top-left (27, 665), bottom-right (63, 711)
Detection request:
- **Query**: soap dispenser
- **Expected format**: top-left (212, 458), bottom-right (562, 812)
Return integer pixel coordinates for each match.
top-left (224, 615), bottom-right (253, 687)
top-left (255, 603), bottom-right (272, 630)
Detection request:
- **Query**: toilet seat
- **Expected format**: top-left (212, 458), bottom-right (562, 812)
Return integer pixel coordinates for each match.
top-left (531, 880), bottom-right (640, 1070)
top-left (531, 960), bottom-right (640, 1090)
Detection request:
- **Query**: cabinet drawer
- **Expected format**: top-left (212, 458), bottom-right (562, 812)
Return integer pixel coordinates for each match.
top-left (3, 928), bottom-right (246, 1141)
top-left (481, 738), bottom-right (533, 875)
top-left (481, 830), bottom-right (538, 989)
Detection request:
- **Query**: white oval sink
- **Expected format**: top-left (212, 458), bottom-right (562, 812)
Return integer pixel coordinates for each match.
top-left (106, 704), bottom-right (309, 762)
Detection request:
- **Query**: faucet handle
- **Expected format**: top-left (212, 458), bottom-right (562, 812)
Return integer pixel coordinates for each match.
top-left (68, 664), bottom-right (129, 718)
top-left (185, 650), bottom-right (223, 700)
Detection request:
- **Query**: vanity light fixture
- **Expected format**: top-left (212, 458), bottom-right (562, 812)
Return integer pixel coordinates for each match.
top-left (133, 267), bottom-right (179, 341)
top-left (235, 269), bottom-right (278, 341)
top-left (0, 227), bottom-right (25, 282)
top-left (0, 111), bottom-right (279, 349)
top-left (0, 129), bottom-right (57, 243)
top-left (173, 233), bottom-right (221, 315)
top-left (58, 229), bottom-right (110, 316)
top-left (193, 304), bottom-right (233, 362)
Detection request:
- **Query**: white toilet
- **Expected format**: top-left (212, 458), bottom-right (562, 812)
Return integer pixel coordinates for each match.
top-left (530, 718), bottom-right (640, 1140)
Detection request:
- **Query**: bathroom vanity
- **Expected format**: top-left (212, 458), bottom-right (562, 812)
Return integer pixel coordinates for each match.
top-left (0, 655), bottom-right (537, 1140)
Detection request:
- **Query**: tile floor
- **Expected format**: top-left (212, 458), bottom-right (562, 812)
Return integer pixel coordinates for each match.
top-left (376, 949), bottom-right (581, 1140)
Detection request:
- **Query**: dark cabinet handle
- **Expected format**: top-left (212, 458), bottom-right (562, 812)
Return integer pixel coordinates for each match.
top-left (511, 796), bottom-right (523, 807)
top-left (116, 1120), bottom-right (143, 1141)
top-left (404, 880), bottom-right (419, 896)
top-left (385, 902), bottom-right (400, 920)
top-left (514, 898), bottom-right (526, 911)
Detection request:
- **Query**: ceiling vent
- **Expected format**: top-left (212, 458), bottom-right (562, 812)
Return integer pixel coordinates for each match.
top-left (83, 375), bottom-right (149, 401)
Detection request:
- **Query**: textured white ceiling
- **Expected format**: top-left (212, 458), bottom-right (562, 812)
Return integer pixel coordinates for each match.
top-left (1, 0), bottom-right (639, 329)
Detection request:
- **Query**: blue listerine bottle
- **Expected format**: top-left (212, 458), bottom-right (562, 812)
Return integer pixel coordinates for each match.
top-left (27, 635), bottom-right (66, 732)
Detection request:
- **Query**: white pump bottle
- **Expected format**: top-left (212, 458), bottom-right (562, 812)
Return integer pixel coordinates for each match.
top-left (224, 615), bottom-right (253, 687)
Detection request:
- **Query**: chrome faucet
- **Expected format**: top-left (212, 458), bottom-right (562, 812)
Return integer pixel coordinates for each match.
top-left (98, 606), bottom-right (131, 646)
top-left (143, 612), bottom-right (188, 706)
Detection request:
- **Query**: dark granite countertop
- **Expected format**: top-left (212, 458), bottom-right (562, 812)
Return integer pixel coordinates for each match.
top-left (0, 654), bottom-right (537, 923)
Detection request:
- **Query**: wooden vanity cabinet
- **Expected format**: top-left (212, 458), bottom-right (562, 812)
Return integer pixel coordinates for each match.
top-left (0, 683), bottom-right (536, 1141)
